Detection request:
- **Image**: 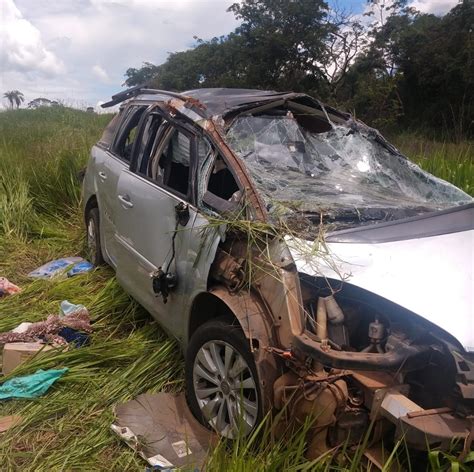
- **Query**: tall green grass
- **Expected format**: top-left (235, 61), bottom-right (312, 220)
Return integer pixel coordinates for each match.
top-left (392, 133), bottom-right (473, 196)
top-left (0, 108), bottom-right (472, 471)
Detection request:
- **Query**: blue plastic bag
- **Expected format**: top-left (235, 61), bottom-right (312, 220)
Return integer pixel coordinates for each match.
top-left (28, 258), bottom-right (84, 279)
top-left (60, 300), bottom-right (87, 316)
top-left (67, 261), bottom-right (94, 277)
top-left (0, 368), bottom-right (68, 400)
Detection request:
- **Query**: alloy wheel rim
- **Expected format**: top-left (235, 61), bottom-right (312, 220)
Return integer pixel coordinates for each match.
top-left (87, 218), bottom-right (97, 262)
top-left (193, 340), bottom-right (259, 439)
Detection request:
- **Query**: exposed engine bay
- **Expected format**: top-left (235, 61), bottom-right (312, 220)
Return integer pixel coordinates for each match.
top-left (210, 239), bottom-right (474, 462)
top-left (270, 273), bottom-right (474, 457)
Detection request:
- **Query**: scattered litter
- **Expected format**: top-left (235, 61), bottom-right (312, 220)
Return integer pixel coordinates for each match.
top-left (57, 327), bottom-right (90, 347)
top-left (0, 368), bottom-right (68, 400)
top-left (12, 322), bottom-right (33, 334)
top-left (112, 392), bottom-right (215, 470)
top-left (0, 278), bottom-right (21, 297)
top-left (67, 261), bottom-right (94, 277)
top-left (28, 257), bottom-right (85, 279)
top-left (59, 300), bottom-right (88, 317)
top-left (0, 309), bottom-right (92, 346)
top-left (2, 342), bottom-right (58, 376)
top-left (0, 415), bottom-right (22, 433)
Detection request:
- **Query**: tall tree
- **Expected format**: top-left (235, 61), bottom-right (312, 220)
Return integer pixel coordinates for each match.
top-left (343, 3), bottom-right (474, 136)
top-left (227, 0), bottom-right (331, 91)
top-left (122, 1), bottom-right (473, 137)
top-left (3, 90), bottom-right (25, 109)
top-left (123, 62), bottom-right (159, 87)
top-left (125, 0), bottom-right (332, 93)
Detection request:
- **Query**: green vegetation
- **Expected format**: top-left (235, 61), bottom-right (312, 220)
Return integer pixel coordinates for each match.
top-left (125, 1), bottom-right (473, 139)
top-left (0, 108), bottom-right (472, 471)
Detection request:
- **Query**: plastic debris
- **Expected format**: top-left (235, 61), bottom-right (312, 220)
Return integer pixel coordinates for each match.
top-left (12, 322), bottom-right (33, 334)
top-left (28, 257), bottom-right (84, 279)
top-left (0, 368), bottom-right (68, 400)
top-left (0, 310), bottom-right (91, 346)
top-left (67, 261), bottom-right (94, 277)
top-left (0, 278), bottom-right (21, 296)
top-left (59, 300), bottom-right (88, 317)
top-left (57, 327), bottom-right (90, 347)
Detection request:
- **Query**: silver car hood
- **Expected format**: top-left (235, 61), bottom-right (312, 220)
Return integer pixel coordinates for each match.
top-left (286, 204), bottom-right (474, 352)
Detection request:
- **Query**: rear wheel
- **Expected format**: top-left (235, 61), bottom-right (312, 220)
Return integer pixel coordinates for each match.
top-left (86, 207), bottom-right (105, 266)
top-left (186, 319), bottom-right (261, 439)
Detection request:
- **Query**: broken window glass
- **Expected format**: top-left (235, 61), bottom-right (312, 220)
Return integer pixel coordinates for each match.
top-left (226, 115), bottom-right (472, 228)
top-left (196, 138), bottom-right (241, 214)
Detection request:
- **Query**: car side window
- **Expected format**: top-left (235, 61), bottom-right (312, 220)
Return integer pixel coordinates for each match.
top-left (150, 127), bottom-right (191, 196)
top-left (136, 116), bottom-right (193, 199)
top-left (112, 105), bottom-right (147, 163)
top-left (197, 137), bottom-right (242, 212)
top-left (134, 112), bottom-right (163, 173)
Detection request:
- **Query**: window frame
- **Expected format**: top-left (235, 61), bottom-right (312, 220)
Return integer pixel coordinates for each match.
top-left (110, 104), bottom-right (149, 163)
top-left (97, 109), bottom-right (123, 150)
top-left (199, 146), bottom-right (243, 214)
top-left (129, 107), bottom-right (198, 204)
top-left (128, 102), bottom-right (245, 214)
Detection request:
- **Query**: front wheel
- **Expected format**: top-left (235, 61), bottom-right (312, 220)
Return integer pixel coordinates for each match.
top-left (86, 207), bottom-right (105, 266)
top-left (185, 319), bottom-right (261, 439)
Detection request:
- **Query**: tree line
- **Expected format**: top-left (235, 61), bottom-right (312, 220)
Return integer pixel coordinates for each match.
top-left (2, 92), bottom-right (65, 110)
top-left (124, 1), bottom-right (473, 139)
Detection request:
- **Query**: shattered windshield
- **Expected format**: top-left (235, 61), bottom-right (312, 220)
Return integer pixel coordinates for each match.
top-left (226, 114), bottom-right (471, 227)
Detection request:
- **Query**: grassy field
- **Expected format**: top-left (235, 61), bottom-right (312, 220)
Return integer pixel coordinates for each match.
top-left (0, 108), bottom-right (472, 471)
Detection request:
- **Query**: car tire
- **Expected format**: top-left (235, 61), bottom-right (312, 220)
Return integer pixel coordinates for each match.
top-left (185, 318), bottom-right (262, 439)
top-left (86, 207), bottom-right (105, 266)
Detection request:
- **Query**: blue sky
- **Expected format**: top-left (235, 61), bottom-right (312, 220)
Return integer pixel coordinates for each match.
top-left (0, 0), bottom-right (456, 110)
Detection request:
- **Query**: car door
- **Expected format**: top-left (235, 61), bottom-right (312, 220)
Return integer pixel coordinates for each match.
top-left (97, 104), bottom-right (148, 266)
top-left (113, 109), bottom-right (224, 340)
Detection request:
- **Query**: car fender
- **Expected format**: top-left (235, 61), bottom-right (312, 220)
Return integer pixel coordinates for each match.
top-left (196, 286), bottom-right (280, 411)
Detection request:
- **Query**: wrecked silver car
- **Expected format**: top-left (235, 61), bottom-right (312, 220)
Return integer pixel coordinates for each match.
top-left (83, 87), bottom-right (473, 461)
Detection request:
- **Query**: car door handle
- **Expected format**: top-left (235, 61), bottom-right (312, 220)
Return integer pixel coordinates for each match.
top-left (118, 194), bottom-right (134, 208)
top-left (98, 171), bottom-right (107, 181)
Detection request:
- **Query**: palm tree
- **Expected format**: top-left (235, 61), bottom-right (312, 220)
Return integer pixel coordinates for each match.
top-left (3, 90), bottom-right (25, 109)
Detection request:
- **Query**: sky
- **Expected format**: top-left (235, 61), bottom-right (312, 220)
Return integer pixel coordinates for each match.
top-left (0, 0), bottom-right (457, 110)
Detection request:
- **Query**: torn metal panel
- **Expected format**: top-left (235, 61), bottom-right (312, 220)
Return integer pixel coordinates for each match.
top-left (112, 393), bottom-right (215, 469)
top-left (203, 118), bottom-right (268, 221)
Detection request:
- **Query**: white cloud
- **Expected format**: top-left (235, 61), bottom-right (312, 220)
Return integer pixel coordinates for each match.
top-left (409, 0), bottom-right (456, 15)
top-left (3, 0), bottom-right (455, 109)
top-left (5, 0), bottom-right (239, 106)
top-left (0, 0), bottom-right (64, 76)
top-left (92, 64), bottom-right (110, 83)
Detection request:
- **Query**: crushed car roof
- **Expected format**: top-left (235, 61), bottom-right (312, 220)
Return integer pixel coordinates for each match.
top-left (101, 85), bottom-right (350, 121)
